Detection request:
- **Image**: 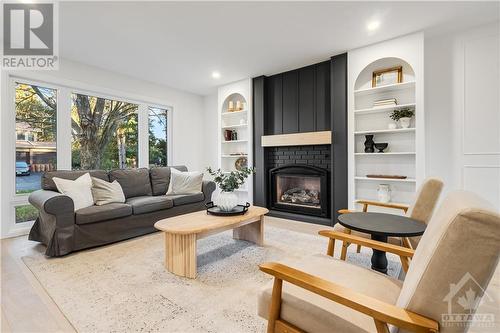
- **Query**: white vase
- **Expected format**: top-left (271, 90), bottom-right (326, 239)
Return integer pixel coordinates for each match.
top-left (387, 122), bottom-right (397, 130)
top-left (216, 191), bottom-right (238, 211)
top-left (399, 117), bottom-right (411, 129)
top-left (377, 184), bottom-right (391, 203)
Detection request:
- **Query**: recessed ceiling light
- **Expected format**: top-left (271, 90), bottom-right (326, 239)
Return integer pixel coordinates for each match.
top-left (212, 71), bottom-right (221, 79)
top-left (366, 20), bottom-right (380, 32)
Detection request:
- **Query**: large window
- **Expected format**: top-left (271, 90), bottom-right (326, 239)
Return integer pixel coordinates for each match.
top-left (71, 93), bottom-right (139, 170)
top-left (6, 78), bottom-right (171, 233)
top-left (15, 83), bottom-right (57, 194)
top-left (148, 107), bottom-right (168, 167)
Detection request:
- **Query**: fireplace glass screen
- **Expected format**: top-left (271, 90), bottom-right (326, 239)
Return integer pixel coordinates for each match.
top-left (276, 175), bottom-right (321, 209)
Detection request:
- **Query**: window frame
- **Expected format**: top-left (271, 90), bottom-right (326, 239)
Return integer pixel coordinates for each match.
top-left (147, 105), bottom-right (171, 167)
top-left (3, 75), bottom-right (173, 238)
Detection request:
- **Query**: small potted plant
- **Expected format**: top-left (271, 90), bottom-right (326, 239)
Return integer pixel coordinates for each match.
top-left (389, 108), bottom-right (414, 129)
top-left (206, 167), bottom-right (255, 211)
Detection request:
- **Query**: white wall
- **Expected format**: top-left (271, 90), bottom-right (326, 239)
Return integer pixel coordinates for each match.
top-left (0, 58), bottom-right (206, 238)
top-left (425, 21), bottom-right (500, 209)
top-left (203, 92), bottom-right (219, 171)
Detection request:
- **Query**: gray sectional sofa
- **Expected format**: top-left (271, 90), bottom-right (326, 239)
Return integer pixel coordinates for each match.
top-left (28, 166), bottom-right (216, 257)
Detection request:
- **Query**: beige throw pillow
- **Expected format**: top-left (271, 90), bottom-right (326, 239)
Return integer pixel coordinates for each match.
top-left (91, 177), bottom-right (126, 206)
top-left (52, 173), bottom-right (94, 211)
top-left (166, 168), bottom-right (203, 195)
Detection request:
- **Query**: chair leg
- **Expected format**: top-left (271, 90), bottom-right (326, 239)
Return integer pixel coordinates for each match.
top-left (340, 228), bottom-right (352, 260)
top-left (399, 255), bottom-right (410, 273)
top-left (356, 244), bottom-right (361, 253)
top-left (327, 238), bottom-right (335, 257)
top-left (402, 237), bottom-right (414, 250)
top-left (374, 319), bottom-right (390, 333)
top-left (267, 278), bottom-right (283, 333)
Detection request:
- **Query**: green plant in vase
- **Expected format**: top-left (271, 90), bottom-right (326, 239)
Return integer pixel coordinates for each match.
top-left (206, 167), bottom-right (255, 211)
top-left (389, 108), bottom-right (414, 129)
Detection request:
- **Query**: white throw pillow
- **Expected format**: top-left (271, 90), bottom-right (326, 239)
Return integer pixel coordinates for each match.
top-left (52, 173), bottom-right (94, 211)
top-left (166, 168), bottom-right (203, 195)
top-left (91, 177), bottom-right (126, 206)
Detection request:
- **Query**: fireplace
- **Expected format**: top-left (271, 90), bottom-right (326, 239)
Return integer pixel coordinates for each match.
top-left (269, 164), bottom-right (329, 218)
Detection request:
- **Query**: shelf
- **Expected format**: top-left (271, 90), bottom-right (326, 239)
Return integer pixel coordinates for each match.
top-left (354, 128), bottom-right (415, 135)
top-left (221, 140), bottom-right (247, 144)
top-left (355, 176), bottom-right (416, 183)
top-left (221, 124), bottom-right (247, 129)
top-left (354, 103), bottom-right (416, 115)
top-left (354, 81), bottom-right (416, 96)
top-left (221, 110), bottom-right (248, 116)
top-left (355, 198), bottom-right (411, 206)
top-left (354, 152), bottom-right (416, 156)
top-left (221, 154), bottom-right (248, 158)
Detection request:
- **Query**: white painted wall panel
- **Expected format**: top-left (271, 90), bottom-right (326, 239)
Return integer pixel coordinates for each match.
top-left (463, 35), bottom-right (500, 154)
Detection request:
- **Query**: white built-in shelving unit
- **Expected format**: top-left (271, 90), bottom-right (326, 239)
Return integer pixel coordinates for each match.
top-left (348, 33), bottom-right (424, 211)
top-left (217, 79), bottom-right (253, 204)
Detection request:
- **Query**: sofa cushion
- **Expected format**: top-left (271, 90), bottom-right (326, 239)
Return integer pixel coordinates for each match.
top-left (109, 168), bottom-right (152, 198)
top-left (166, 192), bottom-right (205, 206)
top-left (150, 166), bottom-right (188, 196)
top-left (75, 203), bottom-right (132, 225)
top-left (258, 254), bottom-right (403, 333)
top-left (53, 173), bottom-right (94, 211)
top-left (126, 195), bottom-right (173, 214)
top-left (42, 170), bottom-right (108, 191)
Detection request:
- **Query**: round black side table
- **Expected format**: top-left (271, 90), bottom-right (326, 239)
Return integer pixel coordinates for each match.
top-left (338, 212), bottom-right (426, 274)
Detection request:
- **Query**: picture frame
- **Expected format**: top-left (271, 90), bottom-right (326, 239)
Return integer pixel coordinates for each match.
top-left (372, 66), bottom-right (403, 87)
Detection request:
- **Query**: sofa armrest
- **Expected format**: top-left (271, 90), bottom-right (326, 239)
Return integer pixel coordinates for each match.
top-left (29, 189), bottom-right (74, 216)
top-left (202, 180), bottom-right (216, 202)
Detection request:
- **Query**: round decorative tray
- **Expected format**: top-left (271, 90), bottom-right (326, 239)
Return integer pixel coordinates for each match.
top-left (205, 202), bottom-right (250, 216)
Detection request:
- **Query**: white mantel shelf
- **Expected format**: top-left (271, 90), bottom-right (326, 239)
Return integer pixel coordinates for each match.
top-left (261, 131), bottom-right (332, 147)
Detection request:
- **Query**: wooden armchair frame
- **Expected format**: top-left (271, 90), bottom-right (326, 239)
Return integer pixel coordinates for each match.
top-left (260, 262), bottom-right (438, 333)
top-left (259, 232), bottom-right (438, 333)
top-left (337, 200), bottom-right (412, 263)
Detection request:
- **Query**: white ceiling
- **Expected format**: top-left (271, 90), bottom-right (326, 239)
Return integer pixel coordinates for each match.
top-left (60, 1), bottom-right (499, 95)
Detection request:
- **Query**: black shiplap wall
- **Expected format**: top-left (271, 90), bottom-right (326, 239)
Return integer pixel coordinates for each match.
top-left (253, 53), bottom-right (347, 224)
top-left (264, 61), bottom-right (331, 135)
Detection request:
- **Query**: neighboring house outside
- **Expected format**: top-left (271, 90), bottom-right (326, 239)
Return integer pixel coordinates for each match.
top-left (15, 122), bottom-right (56, 172)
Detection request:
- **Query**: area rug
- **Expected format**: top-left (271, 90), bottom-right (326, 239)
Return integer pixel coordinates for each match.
top-left (22, 225), bottom-right (401, 333)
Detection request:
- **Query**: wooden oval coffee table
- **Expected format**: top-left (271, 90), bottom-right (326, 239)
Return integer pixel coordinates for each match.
top-left (154, 206), bottom-right (269, 278)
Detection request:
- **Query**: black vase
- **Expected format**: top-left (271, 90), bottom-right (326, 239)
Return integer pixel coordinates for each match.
top-left (364, 135), bottom-right (375, 153)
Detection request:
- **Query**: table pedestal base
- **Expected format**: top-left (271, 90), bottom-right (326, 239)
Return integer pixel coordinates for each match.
top-left (371, 234), bottom-right (388, 274)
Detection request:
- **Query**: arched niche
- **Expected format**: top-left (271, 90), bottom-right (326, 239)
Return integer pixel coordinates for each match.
top-left (354, 57), bottom-right (415, 91)
top-left (222, 93), bottom-right (247, 113)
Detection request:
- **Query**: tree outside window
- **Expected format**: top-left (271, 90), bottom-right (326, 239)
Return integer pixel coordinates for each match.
top-left (149, 107), bottom-right (168, 167)
top-left (15, 83), bottom-right (57, 194)
top-left (71, 93), bottom-right (138, 170)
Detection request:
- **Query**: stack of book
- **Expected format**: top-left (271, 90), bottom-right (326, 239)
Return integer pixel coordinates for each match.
top-left (373, 98), bottom-right (397, 108)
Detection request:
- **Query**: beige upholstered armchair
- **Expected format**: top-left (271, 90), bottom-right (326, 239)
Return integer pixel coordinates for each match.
top-left (332, 178), bottom-right (444, 264)
top-left (258, 191), bottom-right (500, 333)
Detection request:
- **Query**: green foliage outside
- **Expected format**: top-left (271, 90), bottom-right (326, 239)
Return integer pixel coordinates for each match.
top-left (15, 205), bottom-right (38, 223)
top-left (15, 84), bottom-right (56, 142)
top-left (148, 108), bottom-right (168, 167)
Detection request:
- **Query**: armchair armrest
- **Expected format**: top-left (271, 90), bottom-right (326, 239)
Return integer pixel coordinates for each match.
top-left (260, 262), bottom-right (438, 333)
top-left (356, 200), bottom-right (410, 213)
top-left (319, 230), bottom-right (415, 258)
top-left (202, 180), bottom-right (216, 202)
top-left (29, 189), bottom-right (74, 215)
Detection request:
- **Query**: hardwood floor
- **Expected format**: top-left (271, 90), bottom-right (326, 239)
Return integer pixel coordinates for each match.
top-left (1, 216), bottom-right (498, 333)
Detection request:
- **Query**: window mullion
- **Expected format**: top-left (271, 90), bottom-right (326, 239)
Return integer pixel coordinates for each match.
top-left (57, 87), bottom-right (72, 170)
